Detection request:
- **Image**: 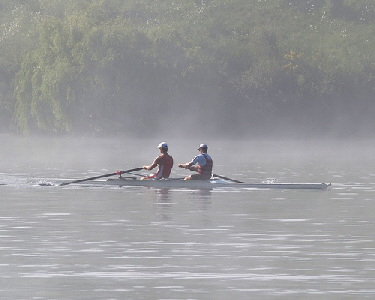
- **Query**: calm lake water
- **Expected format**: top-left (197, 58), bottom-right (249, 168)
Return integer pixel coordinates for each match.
top-left (1, 136), bottom-right (375, 299)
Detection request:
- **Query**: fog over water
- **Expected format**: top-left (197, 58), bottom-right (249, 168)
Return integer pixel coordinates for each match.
top-left (2, 134), bottom-right (374, 180)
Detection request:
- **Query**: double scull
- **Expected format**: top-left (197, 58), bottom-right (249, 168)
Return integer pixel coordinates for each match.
top-left (70, 177), bottom-right (330, 190)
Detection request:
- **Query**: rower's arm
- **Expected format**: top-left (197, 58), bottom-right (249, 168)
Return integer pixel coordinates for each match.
top-left (178, 162), bottom-right (198, 171)
top-left (178, 162), bottom-right (192, 168)
top-left (143, 158), bottom-right (158, 170)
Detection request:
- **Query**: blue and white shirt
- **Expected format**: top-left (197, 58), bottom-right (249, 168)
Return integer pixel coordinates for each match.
top-left (190, 153), bottom-right (212, 167)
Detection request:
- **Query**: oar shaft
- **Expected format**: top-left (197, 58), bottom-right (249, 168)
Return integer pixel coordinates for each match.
top-left (213, 174), bottom-right (244, 183)
top-left (60, 167), bottom-right (143, 186)
top-left (60, 172), bottom-right (117, 186)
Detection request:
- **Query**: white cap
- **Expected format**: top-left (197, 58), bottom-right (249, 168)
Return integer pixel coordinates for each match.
top-left (198, 144), bottom-right (208, 149)
top-left (158, 142), bottom-right (168, 149)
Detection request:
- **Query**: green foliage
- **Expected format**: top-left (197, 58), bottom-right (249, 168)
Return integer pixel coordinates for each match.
top-left (0, 0), bottom-right (374, 135)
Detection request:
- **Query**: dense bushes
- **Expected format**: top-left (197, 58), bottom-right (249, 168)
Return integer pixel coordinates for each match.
top-left (0, 0), bottom-right (374, 136)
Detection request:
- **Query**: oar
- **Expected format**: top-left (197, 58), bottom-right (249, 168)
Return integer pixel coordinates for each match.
top-left (213, 173), bottom-right (244, 183)
top-left (59, 167), bottom-right (143, 186)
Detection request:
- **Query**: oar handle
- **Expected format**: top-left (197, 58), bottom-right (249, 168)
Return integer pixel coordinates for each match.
top-left (117, 167), bottom-right (143, 175)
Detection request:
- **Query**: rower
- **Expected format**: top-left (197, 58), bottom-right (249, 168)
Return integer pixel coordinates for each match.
top-left (142, 142), bottom-right (173, 180)
top-left (178, 144), bottom-right (213, 180)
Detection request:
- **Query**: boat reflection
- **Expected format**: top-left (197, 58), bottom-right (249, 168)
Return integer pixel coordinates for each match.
top-left (146, 187), bottom-right (213, 201)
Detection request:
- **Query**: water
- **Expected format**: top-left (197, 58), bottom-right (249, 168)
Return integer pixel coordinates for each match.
top-left (1, 136), bottom-right (375, 299)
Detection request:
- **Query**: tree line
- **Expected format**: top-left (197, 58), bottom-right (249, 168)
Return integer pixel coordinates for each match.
top-left (0, 0), bottom-right (374, 137)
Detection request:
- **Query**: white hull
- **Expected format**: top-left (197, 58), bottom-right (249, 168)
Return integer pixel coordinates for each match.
top-left (81, 178), bottom-right (330, 190)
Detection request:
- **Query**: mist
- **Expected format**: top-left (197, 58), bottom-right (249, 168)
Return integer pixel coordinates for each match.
top-left (1, 134), bottom-right (374, 185)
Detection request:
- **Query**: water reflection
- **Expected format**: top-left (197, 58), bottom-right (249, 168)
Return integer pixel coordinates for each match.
top-left (150, 187), bottom-right (213, 222)
top-left (1, 185), bottom-right (374, 300)
top-left (155, 187), bottom-right (171, 201)
top-left (141, 187), bottom-right (212, 201)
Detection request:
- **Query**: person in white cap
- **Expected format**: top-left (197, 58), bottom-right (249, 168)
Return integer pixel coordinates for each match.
top-left (178, 144), bottom-right (213, 180)
top-left (142, 142), bottom-right (173, 179)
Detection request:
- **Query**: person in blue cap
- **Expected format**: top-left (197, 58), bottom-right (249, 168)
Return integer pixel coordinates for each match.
top-left (178, 144), bottom-right (213, 180)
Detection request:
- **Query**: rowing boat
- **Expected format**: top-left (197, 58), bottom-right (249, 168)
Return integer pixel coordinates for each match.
top-left (78, 177), bottom-right (330, 190)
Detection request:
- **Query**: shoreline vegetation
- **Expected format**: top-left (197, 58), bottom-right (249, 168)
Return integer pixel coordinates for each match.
top-left (0, 0), bottom-right (374, 138)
